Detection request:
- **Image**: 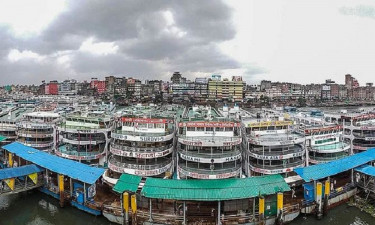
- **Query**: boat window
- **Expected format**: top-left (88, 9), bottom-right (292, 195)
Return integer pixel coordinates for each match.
top-left (206, 127), bottom-right (214, 132)
top-left (187, 127), bottom-right (195, 131)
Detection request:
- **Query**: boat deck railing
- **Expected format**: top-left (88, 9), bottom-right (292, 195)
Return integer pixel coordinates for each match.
top-left (250, 160), bottom-right (304, 170)
top-left (179, 163), bottom-right (241, 175)
top-left (113, 129), bottom-right (174, 137)
top-left (109, 156), bottom-right (172, 170)
top-left (57, 146), bottom-right (102, 157)
top-left (111, 143), bottom-right (173, 153)
top-left (251, 145), bottom-right (304, 156)
top-left (178, 149), bottom-right (241, 159)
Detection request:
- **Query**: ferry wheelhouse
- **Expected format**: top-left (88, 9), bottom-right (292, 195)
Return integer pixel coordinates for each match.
top-left (55, 111), bottom-right (112, 165)
top-left (243, 111), bottom-right (305, 177)
top-left (0, 107), bottom-right (33, 144)
top-left (325, 112), bottom-right (375, 153)
top-left (177, 105), bottom-right (242, 179)
top-left (16, 112), bottom-right (60, 152)
top-left (107, 104), bottom-right (179, 183)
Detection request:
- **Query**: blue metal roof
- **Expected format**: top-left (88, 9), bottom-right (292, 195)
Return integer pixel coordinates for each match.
top-left (295, 148), bottom-right (375, 182)
top-left (0, 164), bottom-right (43, 180)
top-left (355, 165), bottom-right (375, 177)
top-left (2, 142), bottom-right (105, 184)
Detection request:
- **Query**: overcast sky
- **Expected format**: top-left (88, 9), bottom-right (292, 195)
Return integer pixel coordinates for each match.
top-left (0, 0), bottom-right (374, 85)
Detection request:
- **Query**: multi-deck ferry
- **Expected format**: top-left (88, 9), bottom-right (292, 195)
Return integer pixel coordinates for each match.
top-left (293, 111), bottom-right (350, 165)
top-left (16, 111), bottom-right (60, 152)
top-left (0, 106), bottom-right (33, 144)
top-left (304, 125), bottom-right (350, 165)
top-left (177, 105), bottom-right (242, 179)
top-left (325, 110), bottom-right (375, 153)
top-left (242, 110), bottom-right (305, 177)
top-left (104, 104), bottom-right (181, 186)
top-left (55, 111), bottom-right (113, 165)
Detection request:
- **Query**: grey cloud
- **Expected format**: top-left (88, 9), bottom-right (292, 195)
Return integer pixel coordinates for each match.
top-left (0, 0), bottom-right (240, 85)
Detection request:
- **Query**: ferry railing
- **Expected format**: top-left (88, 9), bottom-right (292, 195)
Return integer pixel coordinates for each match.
top-left (309, 154), bottom-right (348, 162)
top-left (178, 148), bottom-right (241, 159)
top-left (179, 136), bottom-right (242, 143)
top-left (57, 148), bottom-right (102, 157)
top-left (110, 143), bottom-right (173, 153)
top-left (17, 130), bottom-right (53, 135)
top-left (62, 136), bottom-right (106, 142)
top-left (18, 140), bottom-right (53, 145)
top-left (251, 145), bottom-right (304, 156)
top-left (57, 123), bottom-right (111, 130)
top-left (109, 156), bottom-right (172, 170)
top-left (179, 164), bottom-right (242, 175)
top-left (250, 160), bottom-right (304, 170)
top-left (113, 129), bottom-right (174, 137)
top-left (310, 143), bottom-right (350, 151)
top-left (250, 134), bottom-right (305, 143)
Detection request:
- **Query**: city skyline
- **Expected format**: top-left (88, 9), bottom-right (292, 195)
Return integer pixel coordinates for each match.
top-left (1, 1), bottom-right (375, 85)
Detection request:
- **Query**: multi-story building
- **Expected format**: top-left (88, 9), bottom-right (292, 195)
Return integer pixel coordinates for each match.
top-left (126, 78), bottom-right (142, 99)
top-left (194, 78), bottom-right (208, 103)
top-left (208, 76), bottom-right (245, 102)
top-left (59, 79), bottom-right (78, 95)
top-left (90, 78), bottom-right (106, 94)
top-left (17, 111), bottom-right (60, 152)
top-left (55, 111), bottom-right (113, 165)
top-left (45, 81), bottom-right (59, 95)
top-left (177, 105), bottom-right (242, 179)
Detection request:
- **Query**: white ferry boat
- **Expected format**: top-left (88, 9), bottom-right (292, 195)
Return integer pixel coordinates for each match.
top-left (0, 106), bottom-right (33, 144)
top-left (17, 111), bottom-right (60, 152)
top-left (104, 104), bottom-right (181, 185)
top-left (325, 110), bottom-right (375, 153)
top-left (242, 110), bottom-right (305, 177)
top-left (55, 111), bottom-right (113, 165)
top-left (177, 105), bottom-right (242, 179)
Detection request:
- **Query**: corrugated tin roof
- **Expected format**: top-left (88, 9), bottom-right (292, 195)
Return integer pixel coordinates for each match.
top-left (0, 135), bottom-right (7, 142)
top-left (295, 148), bottom-right (375, 182)
top-left (113, 173), bottom-right (142, 193)
top-left (0, 164), bottom-right (43, 180)
top-left (355, 164), bottom-right (375, 177)
top-left (2, 142), bottom-right (105, 184)
top-left (141, 174), bottom-right (290, 201)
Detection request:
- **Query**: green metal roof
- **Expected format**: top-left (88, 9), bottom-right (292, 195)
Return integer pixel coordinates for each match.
top-left (141, 175), bottom-right (290, 201)
top-left (0, 135), bottom-right (7, 142)
top-left (113, 173), bottom-right (142, 193)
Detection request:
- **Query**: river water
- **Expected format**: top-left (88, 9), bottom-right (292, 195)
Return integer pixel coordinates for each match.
top-left (0, 191), bottom-right (374, 225)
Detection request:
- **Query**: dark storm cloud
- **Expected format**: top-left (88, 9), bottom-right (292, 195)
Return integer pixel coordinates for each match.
top-left (0, 0), bottom-right (241, 84)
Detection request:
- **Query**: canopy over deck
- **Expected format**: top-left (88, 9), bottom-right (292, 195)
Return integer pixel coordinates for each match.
top-left (0, 164), bottom-right (43, 180)
top-left (0, 135), bottom-right (7, 142)
top-left (3, 142), bottom-right (105, 184)
top-left (295, 148), bottom-right (375, 182)
top-left (113, 173), bottom-right (142, 193)
top-left (141, 174), bottom-right (290, 201)
top-left (355, 165), bottom-right (375, 177)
